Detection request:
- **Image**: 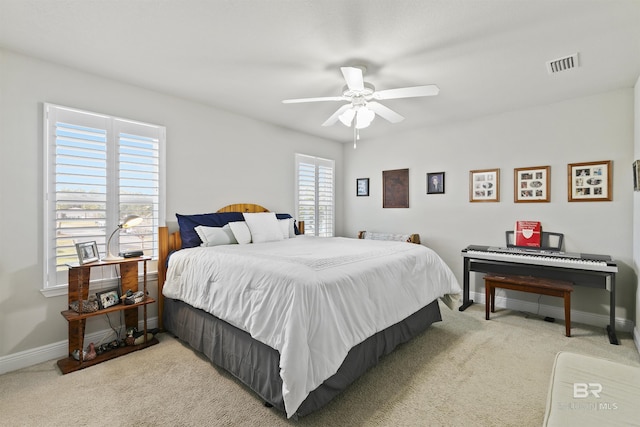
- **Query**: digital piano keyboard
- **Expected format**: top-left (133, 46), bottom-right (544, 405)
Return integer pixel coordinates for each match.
top-left (460, 245), bottom-right (619, 345)
top-left (464, 245), bottom-right (618, 273)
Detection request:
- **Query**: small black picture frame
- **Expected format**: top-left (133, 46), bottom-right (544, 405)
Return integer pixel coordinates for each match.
top-left (75, 241), bottom-right (100, 265)
top-left (356, 178), bottom-right (369, 196)
top-left (96, 287), bottom-right (121, 310)
top-left (427, 172), bottom-right (445, 194)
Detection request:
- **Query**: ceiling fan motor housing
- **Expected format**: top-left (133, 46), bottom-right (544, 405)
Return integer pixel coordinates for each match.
top-left (342, 82), bottom-right (375, 100)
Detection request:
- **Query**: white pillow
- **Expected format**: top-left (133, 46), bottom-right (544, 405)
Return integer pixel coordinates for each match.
top-left (228, 221), bottom-right (252, 244)
top-left (243, 212), bottom-right (283, 243)
top-left (278, 218), bottom-right (294, 239)
top-left (195, 224), bottom-right (237, 247)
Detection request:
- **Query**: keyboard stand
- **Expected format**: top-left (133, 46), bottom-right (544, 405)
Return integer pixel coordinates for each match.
top-left (461, 246), bottom-right (619, 345)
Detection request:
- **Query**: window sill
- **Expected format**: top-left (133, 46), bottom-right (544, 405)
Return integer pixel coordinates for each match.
top-left (40, 271), bottom-right (158, 298)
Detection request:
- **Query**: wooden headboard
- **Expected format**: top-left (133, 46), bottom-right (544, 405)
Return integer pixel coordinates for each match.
top-left (216, 203), bottom-right (269, 213)
top-left (157, 203), bottom-right (303, 329)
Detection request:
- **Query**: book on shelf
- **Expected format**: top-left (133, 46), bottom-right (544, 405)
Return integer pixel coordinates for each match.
top-left (514, 220), bottom-right (541, 247)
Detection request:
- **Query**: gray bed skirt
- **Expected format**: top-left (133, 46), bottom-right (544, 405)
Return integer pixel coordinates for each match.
top-left (163, 298), bottom-right (442, 417)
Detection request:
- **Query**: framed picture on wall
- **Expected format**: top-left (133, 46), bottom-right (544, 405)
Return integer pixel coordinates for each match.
top-left (634, 160), bottom-right (640, 192)
top-left (514, 166), bottom-right (550, 203)
top-left (426, 172), bottom-right (445, 194)
top-left (469, 168), bottom-right (500, 202)
top-left (567, 160), bottom-right (612, 202)
top-left (356, 178), bottom-right (369, 196)
top-left (383, 168), bottom-right (409, 208)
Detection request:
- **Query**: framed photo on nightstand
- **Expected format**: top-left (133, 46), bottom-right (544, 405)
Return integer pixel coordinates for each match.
top-left (96, 288), bottom-right (121, 310)
top-left (75, 241), bottom-right (99, 265)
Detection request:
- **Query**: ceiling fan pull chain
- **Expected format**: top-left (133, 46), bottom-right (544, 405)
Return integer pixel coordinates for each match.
top-left (353, 126), bottom-right (357, 149)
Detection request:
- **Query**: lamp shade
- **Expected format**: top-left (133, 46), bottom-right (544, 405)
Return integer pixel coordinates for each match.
top-left (355, 107), bottom-right (375, 129)
top-left (121, 215), bottom-right (143, 229)
top-left (102, 215), bottom-right (142, 261)
top-left (338, 108), bottom-right (356, 127)
top-left (338, 106), bottom-right (375, 129)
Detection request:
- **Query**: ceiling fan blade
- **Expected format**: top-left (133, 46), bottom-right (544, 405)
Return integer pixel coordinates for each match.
top-left (373, 85), bottom-right (440, 100)
top-left (367, 101), bottom-right (404, 123)
top-left (341, 67), bottom-right (364, 91)
top-left (322, 104), bottom-right (353, 127)
top-left (282, 96), bottom-right (346, 104)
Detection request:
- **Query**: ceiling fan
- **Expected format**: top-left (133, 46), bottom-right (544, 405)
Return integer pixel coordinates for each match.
top-left (282, 66), bottom-right (439, 130)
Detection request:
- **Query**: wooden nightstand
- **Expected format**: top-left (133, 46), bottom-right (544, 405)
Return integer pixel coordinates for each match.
top-left (57, 256), bottom-right (158, 374)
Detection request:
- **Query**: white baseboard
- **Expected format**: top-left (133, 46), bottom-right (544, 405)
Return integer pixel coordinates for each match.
top-left (0, 317), bottom-right (158, 375)
top-left (470, 290), bottom-right (635, 333)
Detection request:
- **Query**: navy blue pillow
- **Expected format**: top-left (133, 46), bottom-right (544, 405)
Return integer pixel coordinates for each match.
top-left (176, 212), bottom-right (244, 248)
top-left (176, 212), bottom-right (298, 248)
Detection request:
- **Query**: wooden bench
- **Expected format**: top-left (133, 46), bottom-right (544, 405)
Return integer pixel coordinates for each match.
top-left (483, 274), bottom-right (573, 337)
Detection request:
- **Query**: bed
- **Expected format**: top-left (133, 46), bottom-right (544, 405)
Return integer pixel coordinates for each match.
top-left (157, 203), bottom-right (461, 419)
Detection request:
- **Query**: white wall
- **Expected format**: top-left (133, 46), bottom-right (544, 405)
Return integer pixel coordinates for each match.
top-left (343, 89), bottom-right (635, 325)
top-left (0, 49), bottom-right (343, 358)
top-left (634, 76), bottom-right (640, 348)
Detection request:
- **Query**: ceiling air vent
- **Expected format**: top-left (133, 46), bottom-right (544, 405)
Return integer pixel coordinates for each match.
top-left (546, 53), bottom-right (579, 74)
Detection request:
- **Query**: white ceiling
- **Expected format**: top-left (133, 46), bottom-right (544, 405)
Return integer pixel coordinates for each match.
top-left (1, 0), bottom-right (640, 143)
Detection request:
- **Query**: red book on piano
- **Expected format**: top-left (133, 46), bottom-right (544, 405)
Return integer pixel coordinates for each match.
top-left (514, 220), bottom-right (541, 247)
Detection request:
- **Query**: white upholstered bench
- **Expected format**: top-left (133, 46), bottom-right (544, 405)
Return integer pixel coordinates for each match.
top-left (543, 351), bottom-right (640, 426)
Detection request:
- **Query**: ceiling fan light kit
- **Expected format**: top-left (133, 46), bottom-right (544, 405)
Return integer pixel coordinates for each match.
top-left (282, 66), bottom-right (439, 147)
top-left (339, 105), bottom-right (375, 129)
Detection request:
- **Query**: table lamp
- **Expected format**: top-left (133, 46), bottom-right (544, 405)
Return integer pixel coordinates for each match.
top-left (103, 215), bottom-right (143, 261)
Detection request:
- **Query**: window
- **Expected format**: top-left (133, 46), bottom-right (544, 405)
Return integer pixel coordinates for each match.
top-left (295, 153), bottom-right (335, 237)
top-left (44, 104), bottom-right (165, 289)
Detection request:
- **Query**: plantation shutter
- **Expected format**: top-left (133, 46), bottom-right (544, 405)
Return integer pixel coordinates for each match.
top-left (44, 104), bottom-right (164, 289)
top-left (115, 120), bottom-right (161, 257)
top-left (295, 154), bottom-right (335, 237)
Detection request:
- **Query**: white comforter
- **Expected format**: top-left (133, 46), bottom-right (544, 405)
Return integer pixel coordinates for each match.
top-left (163, 236), bottom-right (461, 418)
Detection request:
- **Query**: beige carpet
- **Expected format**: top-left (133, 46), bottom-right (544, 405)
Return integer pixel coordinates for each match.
top-left (2, 302), bottom-right (639, 427)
